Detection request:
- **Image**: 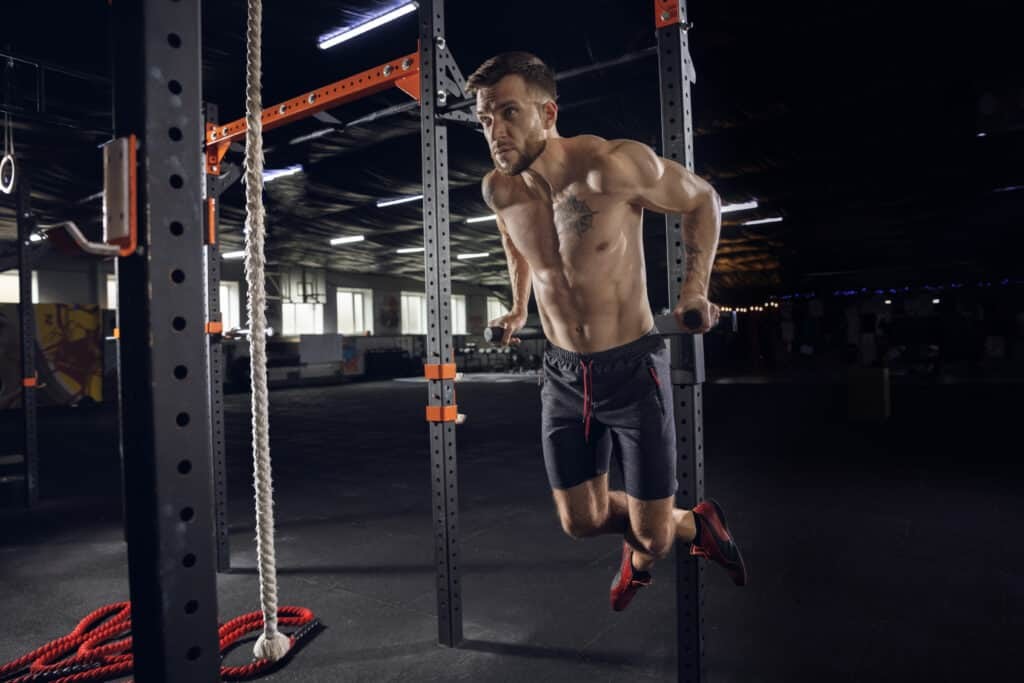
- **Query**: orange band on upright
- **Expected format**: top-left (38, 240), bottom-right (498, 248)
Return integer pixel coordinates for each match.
top-left (206, 321), bottom-right (224, 335)
top-left (22, 375), bottom-right (38, 388)
top-left (425, 405), bottom-right (459, 423)
top-left (113, 327), bottom-right (120, 339)
top-left (206, 198), bottom-right (216, 245)
top-left (423, 363), bottom-right (457, 380)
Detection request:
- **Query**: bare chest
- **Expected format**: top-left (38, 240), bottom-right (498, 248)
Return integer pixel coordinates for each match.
top-left (502, 189), bottom-right (639, 272)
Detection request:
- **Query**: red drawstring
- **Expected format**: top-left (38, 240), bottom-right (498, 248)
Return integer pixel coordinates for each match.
top-left (581, 360), bottom-right (594, 442)
top-left (649, 367), bottom-right (661, 387)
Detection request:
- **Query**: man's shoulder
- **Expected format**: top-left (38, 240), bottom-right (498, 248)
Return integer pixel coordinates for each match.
top-left (482, 170), bottom-right (531, 213)
top-left (570, 136), bottom-right (656, 172)
top-left (481, 170), bottom-right (511, 211)
top-left (586, 137), bottom-right (661, 190)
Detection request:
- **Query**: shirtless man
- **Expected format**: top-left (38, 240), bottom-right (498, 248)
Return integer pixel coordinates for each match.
top-left (467, 52), bottom-right (747, 611)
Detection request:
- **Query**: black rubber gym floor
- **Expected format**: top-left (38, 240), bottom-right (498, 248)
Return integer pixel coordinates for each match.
top-left (1, 374), bottom-right (1021, 681)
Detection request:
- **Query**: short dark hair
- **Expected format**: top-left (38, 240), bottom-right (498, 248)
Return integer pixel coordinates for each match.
top-left (466, 52), bottom-right (557, 101)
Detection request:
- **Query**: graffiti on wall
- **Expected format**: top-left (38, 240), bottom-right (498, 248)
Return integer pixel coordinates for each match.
top-left (0, 304), bottom-right (104, 409)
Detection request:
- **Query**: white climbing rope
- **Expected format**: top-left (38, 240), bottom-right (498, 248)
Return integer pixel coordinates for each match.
top-left (243, 0), bottom-right (290, 662)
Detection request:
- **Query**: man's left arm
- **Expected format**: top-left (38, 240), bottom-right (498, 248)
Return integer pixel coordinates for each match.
top-left (601, 140), bottom-right (722, 331)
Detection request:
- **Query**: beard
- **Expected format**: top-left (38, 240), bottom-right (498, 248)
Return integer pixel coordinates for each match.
top-left (494, 138), bottom-right (546, 176)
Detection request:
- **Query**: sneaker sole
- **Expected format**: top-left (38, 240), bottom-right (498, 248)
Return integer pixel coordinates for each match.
top-left (705, 497), bottom-right (748, 586)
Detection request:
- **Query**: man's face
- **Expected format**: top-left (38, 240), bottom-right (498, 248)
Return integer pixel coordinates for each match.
top-left (475, 75), bottom-right (551, 175)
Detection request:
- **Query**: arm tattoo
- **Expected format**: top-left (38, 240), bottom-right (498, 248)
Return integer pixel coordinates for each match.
top-left (554, 195), bottom-right (597, 237)
top-left (684, 238), bottom-right (707, 282)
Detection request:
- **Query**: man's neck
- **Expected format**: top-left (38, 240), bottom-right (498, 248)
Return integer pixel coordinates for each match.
top-left (525, 135), bottom-right (569, 198)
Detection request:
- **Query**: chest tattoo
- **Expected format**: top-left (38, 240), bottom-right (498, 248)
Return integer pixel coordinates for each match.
top-left (553, 195), bottom-right (597, 237)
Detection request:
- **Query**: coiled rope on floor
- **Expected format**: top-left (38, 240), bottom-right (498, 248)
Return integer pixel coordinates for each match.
top-left (1, 0), bottom-right (318, 679)
top-left (0, 603), bottom-right (319, 683)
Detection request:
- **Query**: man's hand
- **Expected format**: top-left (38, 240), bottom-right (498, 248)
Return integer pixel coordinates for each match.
top-left (673, 291), bottom-right (720, 334)
top-left (489, 309), bottom-right (528, 346)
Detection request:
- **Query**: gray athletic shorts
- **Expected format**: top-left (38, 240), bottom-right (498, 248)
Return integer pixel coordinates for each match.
top-left (540, 327), bottom-right (678, 501)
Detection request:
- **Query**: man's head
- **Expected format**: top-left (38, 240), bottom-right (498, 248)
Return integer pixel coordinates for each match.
top-left (467, 52), bottom-right (558, 175)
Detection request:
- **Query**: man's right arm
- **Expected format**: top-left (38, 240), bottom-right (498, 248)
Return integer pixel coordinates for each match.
top-left (498, 215), bottom-right (532, 322)
top-left (483, 172), bottom-right (531, 343)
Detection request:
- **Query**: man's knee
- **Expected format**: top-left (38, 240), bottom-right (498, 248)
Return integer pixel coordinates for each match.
top-left (560, 512), bottom-right (605, 539)
top-left (633, 526), bottom-right (675, 559)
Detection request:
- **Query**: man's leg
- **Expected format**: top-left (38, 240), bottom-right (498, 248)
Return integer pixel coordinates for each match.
top-left (625, 494), bottom-right (698, 572)
top-left (551, 475), bottom-right (697, 571)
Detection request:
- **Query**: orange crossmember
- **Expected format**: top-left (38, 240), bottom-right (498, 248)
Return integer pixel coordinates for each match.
top-left (654, 0), bottom-right (681, 29)
top-left (204, 52), bottom-right (421, 174)
top-left (425, 405), bottom-right (459, 423)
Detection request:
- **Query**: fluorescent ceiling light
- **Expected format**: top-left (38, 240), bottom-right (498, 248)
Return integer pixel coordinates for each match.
top-left (457, 252), bottom-right (490, 260)
top-left (976, 132), bottom-right (987, 137)
top-left (721, 200), bottom-right (758, 213)
top-left (318, 2), bottom-right (419, 50)
top-left (932, 298), bottom-right (941, 304)
top-left (466, 214), bottom-right (497, 224)
top-left (28, 233), bottom-right (44, 242)
top-left (329, 235), bottom-right (366, 246)
top-left (222, 250), bottom-right (246, 260)
top-left (396, 247), bottom-right (424, 254)
top-left (263, 164), bottom-right (303, 182)
top-left (740, 216), bottom-right (783, 226)
top-left (377, 194), bottom-right (423, 208)
top-left (884, 300), bottom-right (892, 305)
top-left (289, 128), bottom-right (336, 145)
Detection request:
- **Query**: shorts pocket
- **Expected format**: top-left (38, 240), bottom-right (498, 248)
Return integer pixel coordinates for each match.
top-left (645, 358), bottom-right (666, 416)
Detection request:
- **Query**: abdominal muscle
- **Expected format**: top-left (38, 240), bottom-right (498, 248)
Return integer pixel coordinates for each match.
top-left (531, 242), bottom-right (654, 354)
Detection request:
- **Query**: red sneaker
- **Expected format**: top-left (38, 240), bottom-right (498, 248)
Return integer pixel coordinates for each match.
top-left (690, 499), bottom-right (748, 586)
top-left (609, 540), bottom-right (653, 612)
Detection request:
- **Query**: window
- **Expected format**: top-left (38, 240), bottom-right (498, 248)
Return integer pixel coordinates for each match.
top-left (281, 302), bottom-right (324, 336)
top-left (220, 281), bottom-right (241, 331)
top-left (0, 271), bottom-right (39, 304)
top-left (487, 296), bottom-right (508, 322)
top-left (105, 274), bottom-right (117, 309)
top-left (451, 294), bottom-right (467, 335)
top-left (337, 288), bottom-right (373, 335)
top-left (400, 291), bottom-right (427, 334)
top-left (402, 292), bottom-right (470, 334)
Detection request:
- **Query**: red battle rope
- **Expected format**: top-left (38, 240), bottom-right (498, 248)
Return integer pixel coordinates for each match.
top-left (0, 603), bottom-right (320, 682)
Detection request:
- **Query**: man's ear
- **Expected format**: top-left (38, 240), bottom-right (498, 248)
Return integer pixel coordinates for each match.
top-left (541, 100), bottom-right (558, 130)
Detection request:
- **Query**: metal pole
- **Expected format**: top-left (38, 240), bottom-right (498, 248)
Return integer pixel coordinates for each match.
top-left (205, 102), bottom-right (231, 574)
top-left (15, 167), bottom-right (39, 508)
top-left (420, 0), bottom-right (463, 648)
top-left (655, 1), bottom-right (707, 681)
top-left (112, 0), bottom-right (220, 680)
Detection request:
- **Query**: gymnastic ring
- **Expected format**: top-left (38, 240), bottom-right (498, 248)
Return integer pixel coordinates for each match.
top-left (0, 154), bottom-right (15, 195)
